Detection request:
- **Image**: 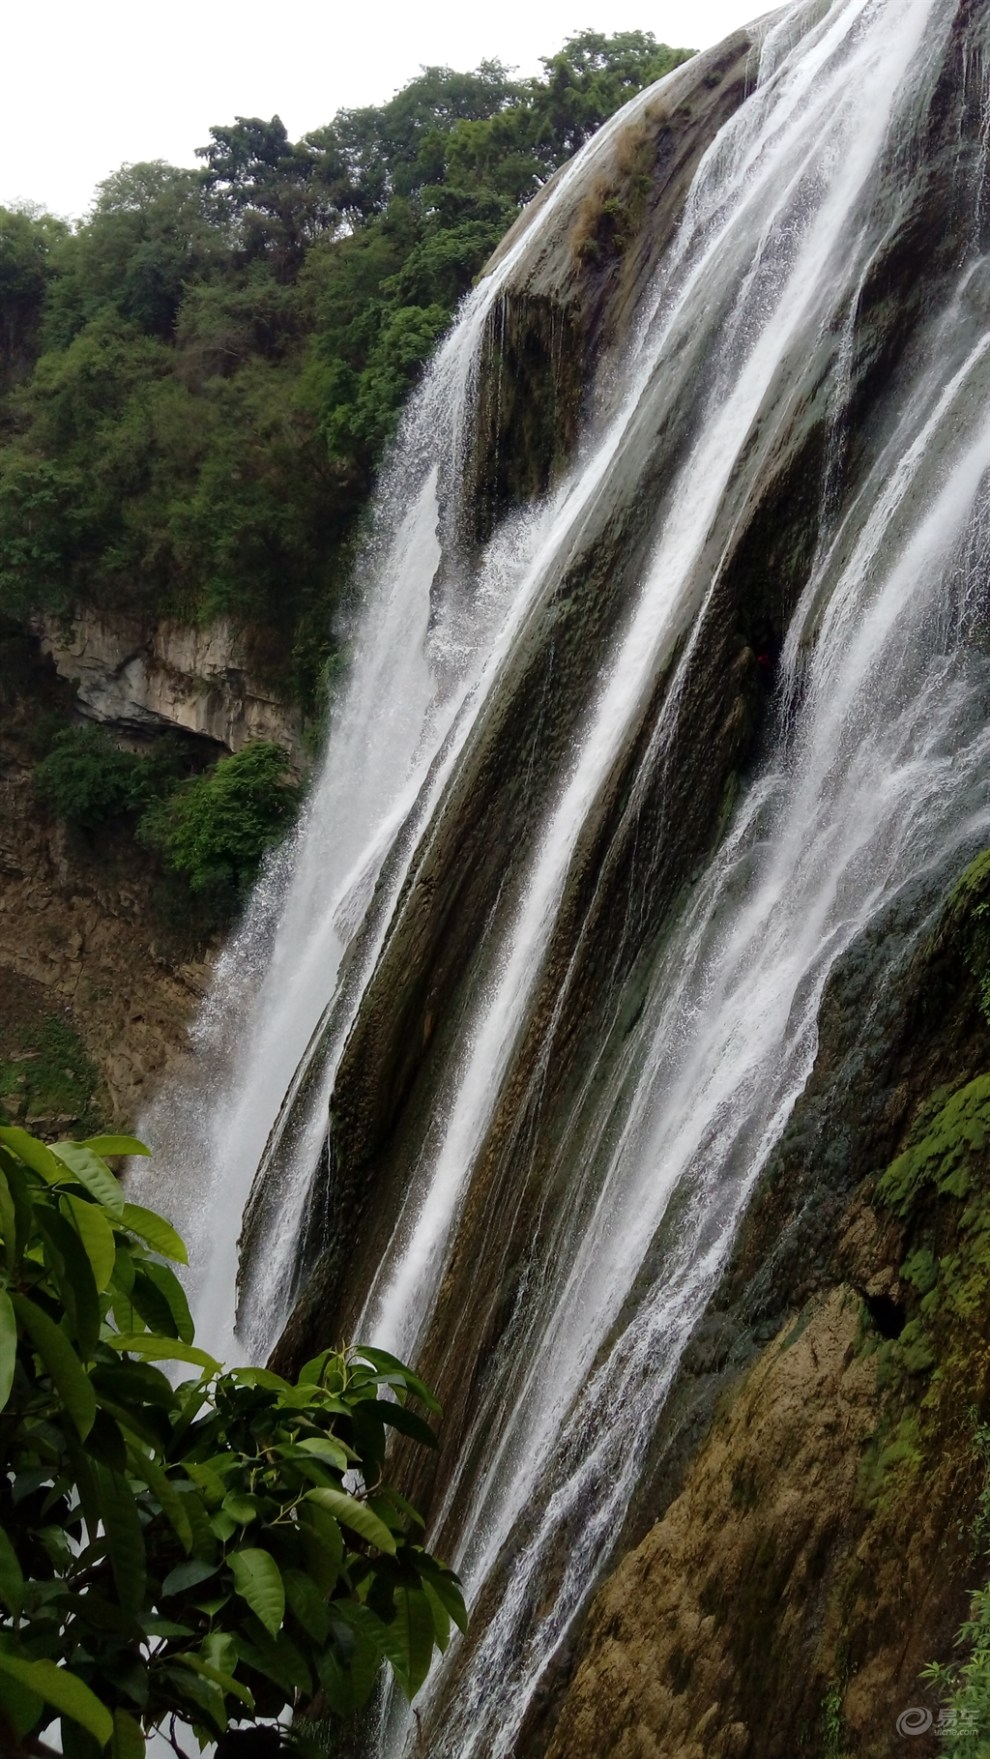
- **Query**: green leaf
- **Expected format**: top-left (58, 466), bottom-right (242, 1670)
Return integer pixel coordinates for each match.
top-left (0, 1153), bottom-right (33, 1272)
top-left (111, 1333), bottom-right (219, 1372)
top-left (0, 1653), bottom-right (42, 1737)
top-left (81, 1135), bottom-right (150, 1160)
top-left (90, 1387), bottom-right (172, 1454)
top-left (319, 1605), bottom-right (383, 1715)
top-left (128, 1266), bottom-right (178, 1338)
top-left (418, 1558), bottom-right (468, 1634)
top-left (173, 1483), bottom-right (218, 1562)
top-left (186, 1459), bottom-right (227, 1506)
top-left (172, 1652), bottom-right (255, 1712)
top-left (331, 1599), bottom-right (405, 1688)
top-left (60, 1713), bottom-right (103, 1759)
top-left (353, 1344), bottom-right (442, 1413)
top-left (282, 1566), bottom-right (330, 1643)
top-left (85, 1407), bottom-right (128, 1472)
top-left (294, 1434), bottom-right (351, 1469)
top-left (110, 1242), bottom-right (135, 1295)
top-left (229, 1547), bottom-right (285, 1635)
top-left (376, 1399), bottom-right (439, 1449)
top-left (232, 1622), bottom-right (312, 1695)
top-left (222, 1492), bottom-right (261, 1526)
top-left (132, 1447), bottom-right (193, 1553)
top-left (0, 1289), bottom-right (15, 1413)
top-left (0, 1125), bottom-right (63, 1183)
top-left (304, 1485), bottom-right (397, 1554)
top-left (112, 1706), bottom-right (145, 1759)
top-left (0, 1653), bottom-right (112, 1747)
top-left (0, 1170), bottom-right (17, 1277)
top-left (35, 1206), bottom-right (101, 1359)
top-left (389, 1584), bottom-right (437, 1698)
top-left (162, 1556), bottom-right (219, 1597)
top-left (159, 1660), bottom-right (227, 1737)
top-left (298, 1347), bottom-right (334, 1385)
top-left (422, 1577), bottom-right (451, 1651)
top-left (144, 1617), bottom-right (196, 1637)
top-left (0, 1524), bottom-right (25, 1618)
top-left (63, 1195), bottom-right (117, 1293)
top-left (92, 1354), bottom-right (176, 1409)
top-left (50, 1141), bottom-right (125, 1215)
top-left (297, 1500), bottom-right (344, 1593)
top-left (11, 1292), bottom-right (96, 1439)
top-left (139, 1259), bottom-right (194, 1343)
top-left (227, 1366), bottom-right (290, 1391)
top-left (95, 1465), bottom-right (146, 1618)
top-left (121, 1200), bottom-right (187, 1264)
top-left (202, 1630), bottom-right (238, 1679)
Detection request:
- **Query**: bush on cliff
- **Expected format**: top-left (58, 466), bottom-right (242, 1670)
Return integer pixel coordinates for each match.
top-left (136, 740), bottom-right (301, 922)
top-left (32, 724), bottom-right (151, 830)
top-left (0, 1124), bottom-right (464, 1757)
top-left (0, 31), bottom-right (694, 707)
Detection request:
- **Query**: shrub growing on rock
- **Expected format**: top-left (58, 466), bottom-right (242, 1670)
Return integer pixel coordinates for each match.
top-left (0, 1124), bottom-right (464, 1756)
top-left (137, 740), bottom-right (301, 923)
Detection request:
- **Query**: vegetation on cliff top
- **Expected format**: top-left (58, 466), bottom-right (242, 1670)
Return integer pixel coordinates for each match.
top-left (28, 720), bottom-right (300, 935)
top-left (0, 32), bottom-right (692, 711)
top-left (0, 1124), bottom-right (462, 1756)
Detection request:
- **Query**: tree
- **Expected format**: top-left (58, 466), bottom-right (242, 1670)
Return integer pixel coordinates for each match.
top-left (137, 741), bottom-right (302, 923)
top-left (32, 725), bottom-right (150, 830)
top-left (68, 164), bottom-right (222, 341)
top-left (532, 30), bottom-right (694, 159)
top-left (0, 207), bottom-right (68, 389)
top-left (0, 1124), bottom-right (465, 1757)
top-left (196, 119), bottom-right (334, 273)
top-left (0, 31), bottom-right (697, 709)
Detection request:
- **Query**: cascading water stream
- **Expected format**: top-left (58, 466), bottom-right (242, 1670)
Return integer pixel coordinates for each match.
top-left (357, 0), bottom-right (947, 1365)
top-left (133, 79), bottom-right (671, 1365)
top-left (138, 0), bottom-right (990, 1753)
top-left (352, 2), bottom-right (990, 1753)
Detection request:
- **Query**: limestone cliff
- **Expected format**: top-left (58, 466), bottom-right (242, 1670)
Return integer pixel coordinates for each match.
top-left (258, 5), bottom-right (990, 1754)
top-left (541, 857), bottom-right (990, 1759)
top-left (36, 609), bottom-right (304, 763)
top-left (0, 628), bottom-right (209, 1127)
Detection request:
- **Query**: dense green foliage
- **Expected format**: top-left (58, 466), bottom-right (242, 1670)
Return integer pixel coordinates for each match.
top-left (30, 722), bottom-right (299, 931)
top-left (32, 726), bottom-right (152, 830)
top-left (0, 1124), bottom-right (463, 1756)
top-left (0, 1020), bottom-right (99, 1137)
top-left (137, 740), bottom-right (301, 917)
top-left (0, 32), bottom-right (692, 708)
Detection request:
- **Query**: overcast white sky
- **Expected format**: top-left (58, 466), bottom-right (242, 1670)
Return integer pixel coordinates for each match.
top-left (0, 1), bottom-right (780, 222)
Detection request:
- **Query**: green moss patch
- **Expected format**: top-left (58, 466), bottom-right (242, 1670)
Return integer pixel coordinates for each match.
top-left (0, 1010), bottom-right (100, 1135)
top-left (878, 1076), bottom-right (990, 1218)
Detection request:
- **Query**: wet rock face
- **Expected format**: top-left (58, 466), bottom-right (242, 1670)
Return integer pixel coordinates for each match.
top-left (36, 610), bottom-right (304, 763)
top-left (469, 30), bottom-right (762, 543)
top-left (0, 630), bottom-right (207, 1125)
top-left (280, 0), bottom-right (980, 1382)
top-left (538, 854), bottom-right (990, 1759)
top-left (268, 8), bottom-right (990, 1752)
top-left (544, 1288), bottom-right (878, 1759)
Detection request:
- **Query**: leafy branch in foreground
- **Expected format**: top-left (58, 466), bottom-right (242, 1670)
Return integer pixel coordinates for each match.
top-left (0, 1124), bottom-right (464, 1757)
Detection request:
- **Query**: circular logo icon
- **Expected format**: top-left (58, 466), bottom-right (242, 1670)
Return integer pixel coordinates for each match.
top-left (896, 1708), bottom-right (934, 1737)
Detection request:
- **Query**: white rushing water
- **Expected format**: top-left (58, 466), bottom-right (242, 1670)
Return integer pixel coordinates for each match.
top-left (134, 78), bottom-right (670, 1366)
top-left (360, 0), bottom-right (990, 1752)
top-left (141, 0), bottom-right (990, 1752)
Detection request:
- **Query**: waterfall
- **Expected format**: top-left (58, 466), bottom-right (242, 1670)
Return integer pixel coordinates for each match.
top-left (140, 0), bottom-right (990, 1753)
top-left (133, 79), bottom-right (663, 1366)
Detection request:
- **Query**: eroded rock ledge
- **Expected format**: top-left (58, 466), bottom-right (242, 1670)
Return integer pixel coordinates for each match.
top-left (0, 629), bottom-right (210, 1126)
top-left (35, 609), bottom-right (304, 761)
